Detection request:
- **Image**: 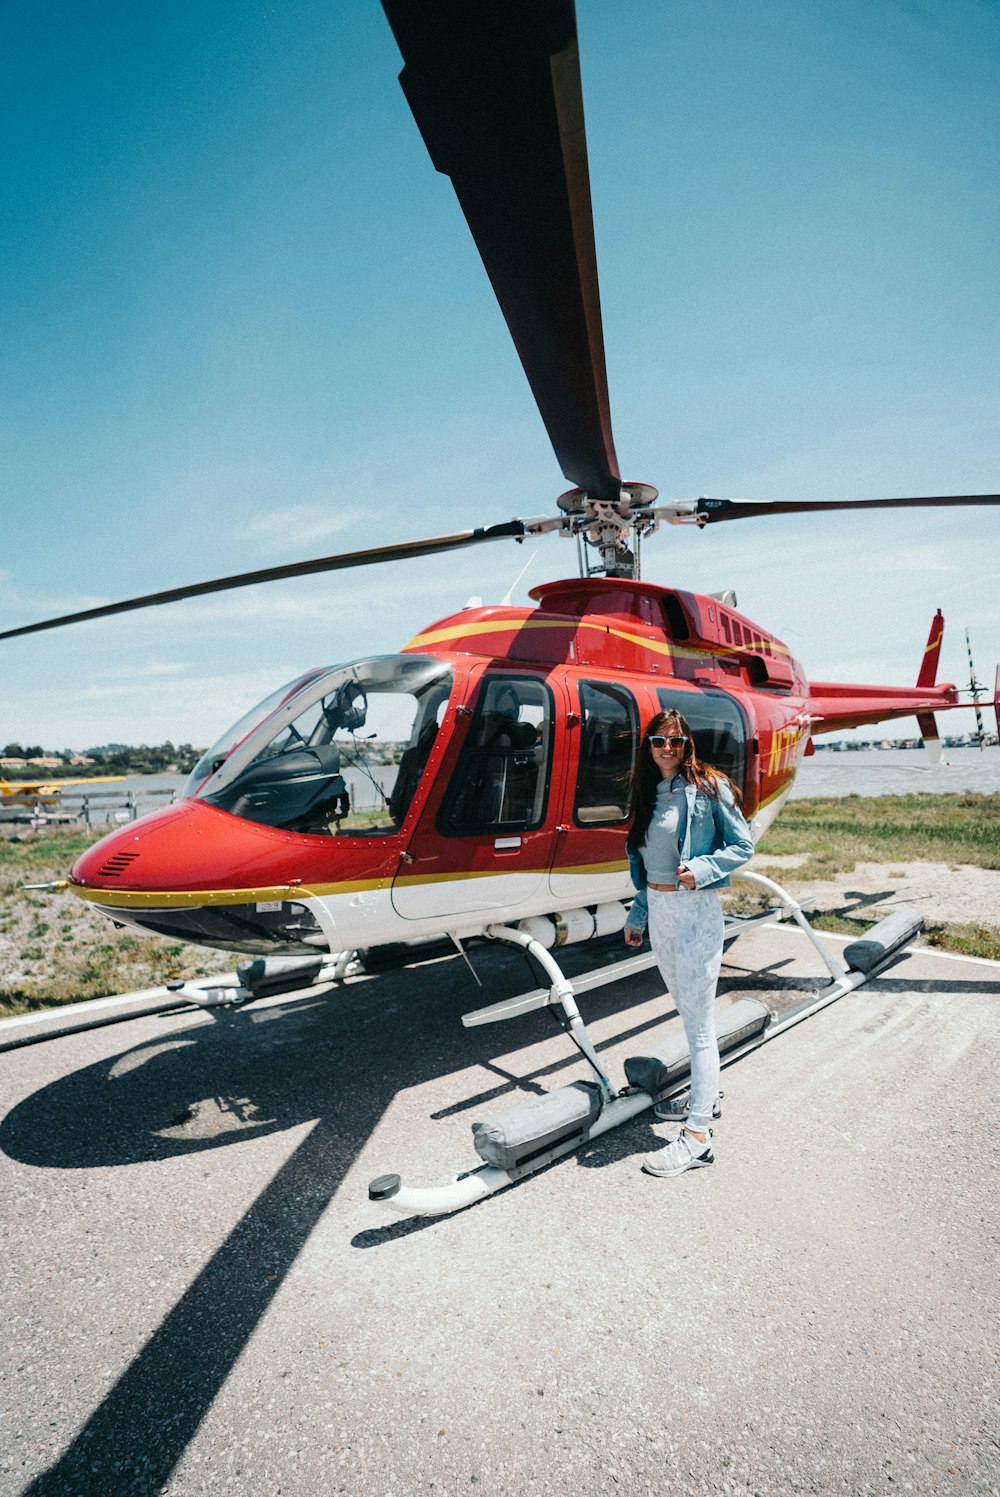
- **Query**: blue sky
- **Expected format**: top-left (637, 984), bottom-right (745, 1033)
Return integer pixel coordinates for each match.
top-left (2, 0), bottom-right (998, 750)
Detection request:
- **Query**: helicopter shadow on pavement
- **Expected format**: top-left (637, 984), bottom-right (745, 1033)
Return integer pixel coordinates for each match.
top-left (1, 940), bottom-right (665, 1173)
top-left (1, 939), bottom-right (671, 1497)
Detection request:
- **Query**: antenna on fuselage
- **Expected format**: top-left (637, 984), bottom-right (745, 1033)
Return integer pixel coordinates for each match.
top-left (500, 549), bottom-right (539, 606)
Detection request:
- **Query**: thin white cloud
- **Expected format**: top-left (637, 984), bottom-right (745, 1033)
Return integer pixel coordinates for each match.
top-left (0, 581), bottom-right (113, 618)
top-left (5, 668), bottom-right (303, 748)
top-left (115, 661), bottom-right (188, 678)
top-left (77, 671), bottom-right (273, 705)
top-left (873, 546), bottom-right (960, 575)
top-left (238, 505), bottom-right (367, 549)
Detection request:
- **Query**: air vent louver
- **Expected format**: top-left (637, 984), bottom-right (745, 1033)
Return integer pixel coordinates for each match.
top-left (98, 851), bottom-right (141, 878)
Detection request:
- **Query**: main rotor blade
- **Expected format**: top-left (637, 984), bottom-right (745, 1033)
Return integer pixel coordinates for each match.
top-left (382, 0), bottom-right (621, 501)
top-left (0, 522), bottom-right (525, 641)
top-left (692, 494), bottom-right (1000, 524)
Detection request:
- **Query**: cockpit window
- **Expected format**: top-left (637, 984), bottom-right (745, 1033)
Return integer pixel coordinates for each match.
top-left (196, 656), bottom-right (453, 836)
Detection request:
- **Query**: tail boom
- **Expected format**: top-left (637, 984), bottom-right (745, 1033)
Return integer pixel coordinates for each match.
top-left (806, 681), bottom-right (961, 736)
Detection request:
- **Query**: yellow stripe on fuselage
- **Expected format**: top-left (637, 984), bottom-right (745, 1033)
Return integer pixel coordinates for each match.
top-left (756, 779), bottom-right (795, 813)
top-left (405, 615), bottom-right (791, 665)
top-left (72, 876), bottom-right (392, 909)
top-left (71, 859), bottom-right (632, 910)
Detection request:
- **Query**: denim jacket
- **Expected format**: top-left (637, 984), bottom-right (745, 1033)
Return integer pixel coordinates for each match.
top-left (625, 781), bottom-right (754, 935)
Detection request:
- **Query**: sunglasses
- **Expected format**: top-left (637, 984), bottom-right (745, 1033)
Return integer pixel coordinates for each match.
top-left (647, 734), bottom-right (688, 749)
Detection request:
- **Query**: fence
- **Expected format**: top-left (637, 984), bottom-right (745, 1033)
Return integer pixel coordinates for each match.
top-left (3, 764), bottom-right (398, 828)
top-left (46, 786), bottom-right (178, 827)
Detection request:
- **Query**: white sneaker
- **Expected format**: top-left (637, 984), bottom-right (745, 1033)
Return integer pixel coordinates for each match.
top-left (641, 1129), bottom-right (714, 1177)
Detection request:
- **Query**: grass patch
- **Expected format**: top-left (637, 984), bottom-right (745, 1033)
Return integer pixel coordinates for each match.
top-left (0, 826), bottom-right (230, 1019)
top-left (924, 922), bottom-right (1000, 962)
top-left (757, 792), bottom-right (1000, 877)
top-left (809, 912), bottom-right (876, 938)
top-left (0, 939), bottom-right (216, 1019)
top-left (3, 797), bottom-right (999, 1014)
top-left (722, 900), bottom-right (1000, 962)
top-left (807, 912), bottom-right (1000, 962)
top-left (0, 826), bottom-right (105, 875)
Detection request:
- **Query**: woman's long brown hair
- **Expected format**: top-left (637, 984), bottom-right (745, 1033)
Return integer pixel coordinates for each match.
top-left (626, 709), bottom-right (742, 850)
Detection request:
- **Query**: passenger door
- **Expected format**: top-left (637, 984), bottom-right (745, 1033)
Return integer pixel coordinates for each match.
top-left (391, 670), bottom-right (567, 922)
top-left (549, 678), bottom-right (639, 903)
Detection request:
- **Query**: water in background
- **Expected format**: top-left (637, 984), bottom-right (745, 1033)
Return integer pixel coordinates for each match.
top-left (791, 745), bottom-right (1000, 799)
top-left (50, 766), bottom-right (397, 823)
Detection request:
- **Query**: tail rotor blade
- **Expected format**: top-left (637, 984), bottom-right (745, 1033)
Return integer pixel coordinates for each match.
top-left (965, 628), bottom-right (986, 748)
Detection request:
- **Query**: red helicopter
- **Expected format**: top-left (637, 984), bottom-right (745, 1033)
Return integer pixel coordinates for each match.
top-left (5, 0), bottom-right (998, 971)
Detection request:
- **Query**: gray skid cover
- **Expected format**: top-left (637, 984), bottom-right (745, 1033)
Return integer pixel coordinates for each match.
top-left (472, 1080), bottom-right (603, 1171)
top-left (624, 997), bottom-right (771, 1096)
top-left (843, 906), bottom-right (922, 973)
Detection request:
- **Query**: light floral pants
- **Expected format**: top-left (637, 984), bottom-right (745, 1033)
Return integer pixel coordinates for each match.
top-left (647, 887), bottom-right (724, 1133)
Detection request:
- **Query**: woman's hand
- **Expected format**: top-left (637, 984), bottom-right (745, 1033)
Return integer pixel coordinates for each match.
top-left (676, 863), bottom-right (696, 890)
top-left (624, 926), bottom-right (644, 948)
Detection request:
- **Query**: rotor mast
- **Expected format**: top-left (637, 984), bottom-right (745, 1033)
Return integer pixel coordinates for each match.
top-left (555, 482), bottom-right (660, 580)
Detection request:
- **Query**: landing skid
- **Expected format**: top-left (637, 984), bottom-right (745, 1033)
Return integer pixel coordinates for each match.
top-left (369, 873), bottom-right (921, 1218)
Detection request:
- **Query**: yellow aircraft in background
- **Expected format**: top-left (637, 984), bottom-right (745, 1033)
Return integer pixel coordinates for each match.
top-left (0, 775), bottom-right (125, 809)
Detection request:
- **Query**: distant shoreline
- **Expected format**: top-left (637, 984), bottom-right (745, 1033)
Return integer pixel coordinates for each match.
top-left (3, 731), bottom-right (996, 786)
top-left (814, 737), bottom-right (997, 752)
top-left (4, 746), bottom-right (1000, 820)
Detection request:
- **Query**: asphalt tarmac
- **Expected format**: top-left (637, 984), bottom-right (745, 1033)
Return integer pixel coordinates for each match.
top-left (1, 925), bottom-right (997, 1497)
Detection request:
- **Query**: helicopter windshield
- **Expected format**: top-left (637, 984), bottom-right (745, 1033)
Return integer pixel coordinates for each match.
top-left (194, 656), bottom-right (453, 836)
top-left (183, 667), bottom-right (330, 795)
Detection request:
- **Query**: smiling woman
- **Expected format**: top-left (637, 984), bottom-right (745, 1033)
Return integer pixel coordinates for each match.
top-left (623, 706), bottom-right (754, 1177)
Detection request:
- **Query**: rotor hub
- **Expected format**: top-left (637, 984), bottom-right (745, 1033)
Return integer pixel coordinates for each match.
top-left (556, 482), bottom-right (660, 580)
